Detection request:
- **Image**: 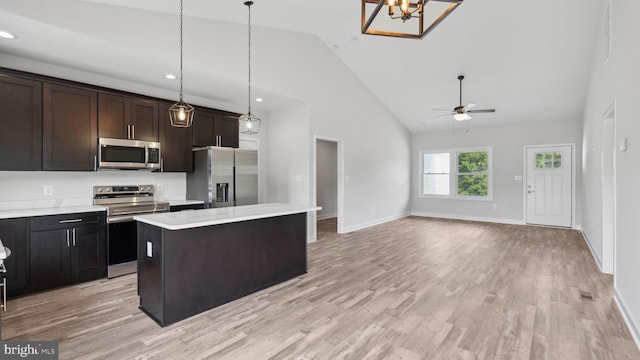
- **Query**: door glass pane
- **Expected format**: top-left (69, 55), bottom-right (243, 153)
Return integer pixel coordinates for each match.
top-left (535, 152), bottom-right (562, 169)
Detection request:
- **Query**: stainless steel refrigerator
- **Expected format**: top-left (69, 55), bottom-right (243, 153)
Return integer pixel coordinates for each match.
top-left (187, 147), bottom-right (258, 208)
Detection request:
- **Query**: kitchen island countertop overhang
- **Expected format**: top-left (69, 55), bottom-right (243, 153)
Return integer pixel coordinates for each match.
top-left (133, 203), bottom-right (321, 230)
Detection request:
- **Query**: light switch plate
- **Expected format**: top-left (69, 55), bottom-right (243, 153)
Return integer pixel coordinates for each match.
top-left (514, 175), bottom-right (523, 181)
top-left (43, 185), bottom-right (53, 196)
top-left (146, 241), bottom-right (153, 257)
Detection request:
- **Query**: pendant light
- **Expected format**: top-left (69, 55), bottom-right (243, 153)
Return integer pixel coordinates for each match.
top-left (239, 1), bottom-right (261, 135)
top-left (169, 0), bottom-right (194, 127)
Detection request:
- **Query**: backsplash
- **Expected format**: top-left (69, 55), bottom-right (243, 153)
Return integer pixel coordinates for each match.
top-left (0, 171), bottom-right (186, 210)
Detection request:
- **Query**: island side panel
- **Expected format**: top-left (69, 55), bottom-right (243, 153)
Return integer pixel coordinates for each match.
top-left (162, 213), bottom-right (307, 325)
top-left (138, 222), bottom-right (165, 325)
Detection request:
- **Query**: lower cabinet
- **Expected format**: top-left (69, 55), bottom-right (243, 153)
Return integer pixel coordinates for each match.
top-left (0, 218), bottom-right (29, 297)
top-left (29, 212), bottom-right (106, 292)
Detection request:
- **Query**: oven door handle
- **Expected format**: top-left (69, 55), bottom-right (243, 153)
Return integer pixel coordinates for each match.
top-left (108, 210), bottom-right (167, 223)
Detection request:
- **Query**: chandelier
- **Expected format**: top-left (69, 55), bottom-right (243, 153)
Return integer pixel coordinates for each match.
top-left (361, 0), bottom-right (463, 39)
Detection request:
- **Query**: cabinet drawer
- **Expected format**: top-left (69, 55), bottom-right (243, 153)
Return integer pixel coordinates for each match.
top-left (30, 212), bottom-right (106, 232)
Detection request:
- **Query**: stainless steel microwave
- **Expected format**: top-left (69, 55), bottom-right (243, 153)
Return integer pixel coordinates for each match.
top-left (98, 138), bottom-right (161, 170)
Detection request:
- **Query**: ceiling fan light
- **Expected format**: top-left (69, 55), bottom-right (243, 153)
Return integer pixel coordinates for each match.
top-left (453, 113), bottom-right (471, 121)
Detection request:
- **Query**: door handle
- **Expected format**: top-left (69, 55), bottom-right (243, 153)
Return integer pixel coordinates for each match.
top-left (1, 277), bottom-right (6, 312)
top-left (527, 190), bottom-right (535, 194)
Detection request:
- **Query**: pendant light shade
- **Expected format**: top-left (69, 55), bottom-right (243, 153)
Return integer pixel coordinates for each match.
top-left (169, 0), bottom-right (194, 128)
top-left (239, 0), bottom-right (261, 135)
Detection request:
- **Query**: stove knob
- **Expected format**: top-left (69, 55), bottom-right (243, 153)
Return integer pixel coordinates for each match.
top-left (97, 188), bottom-right (103, 193)
top-left (106, 188), bottom-right (111, 192)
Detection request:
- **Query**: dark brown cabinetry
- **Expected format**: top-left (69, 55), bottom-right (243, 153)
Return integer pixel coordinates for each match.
top-left (0, 75), bottom-right (42, 171)
top-left (0, 218), bottom-right (29, 297)
top-left (169, 203), bottom-right (205, 212)
top-left (159, 102), bottom-right (193, 172)
top-left (30, 212), bottom-right (106, 292)
top-left (192, 107), bottom-right (239, 148)
top-left (43, 84), bottom-right (98, 171)
top-left (99, 93), bottom-right (159, 141)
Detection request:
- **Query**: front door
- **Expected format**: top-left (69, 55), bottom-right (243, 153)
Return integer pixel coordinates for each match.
top-left (526, 145), bottom-right (573, 227)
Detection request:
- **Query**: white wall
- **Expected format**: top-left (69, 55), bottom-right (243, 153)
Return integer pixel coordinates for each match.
top-left (581, 0), bottom-right (640, 344)
top-left (316, 140), bottom-right (337, 220)
top-left (0, 171), bottom-right (185, 210)
top-left (258, 27), bottom-right (411, 234)
top-left (411, 119), bottom-right (583, 225)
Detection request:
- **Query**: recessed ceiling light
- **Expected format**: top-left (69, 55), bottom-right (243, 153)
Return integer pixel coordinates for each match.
top-left (0, 31), bottom-right (16, 39)
top-left (165, 74), bottom-right (177, 80)
top-left (255, 98), bottom-right (263, 102)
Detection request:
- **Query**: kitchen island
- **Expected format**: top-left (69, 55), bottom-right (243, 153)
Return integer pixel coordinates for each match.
top-left (134, 203), bottom-right (320, 326)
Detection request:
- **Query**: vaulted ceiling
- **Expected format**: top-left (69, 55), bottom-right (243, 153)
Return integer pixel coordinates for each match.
top-left (0, 0), bottom-right (601, 132)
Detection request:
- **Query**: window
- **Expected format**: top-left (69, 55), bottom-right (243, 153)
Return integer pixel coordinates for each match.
top-left (421, 147), bottom-right (492, 200)
top-left (535, 152), bottom-right (562, 169)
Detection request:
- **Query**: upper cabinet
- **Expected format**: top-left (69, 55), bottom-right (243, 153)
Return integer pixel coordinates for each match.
top-left (0, 74), bottom-right (42, 171)
top-left (98, 93), bottom-right (159, 142)
top-left (42, 83), bottom-right (98, 171)
top-left (159, 102), bottom-right (193, 172)
top-left (192, 107), bottom-right (239, 148)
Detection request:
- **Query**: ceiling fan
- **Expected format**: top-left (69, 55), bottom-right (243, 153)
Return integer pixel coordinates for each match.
top-left (434, 75), bottom-right (496, 121)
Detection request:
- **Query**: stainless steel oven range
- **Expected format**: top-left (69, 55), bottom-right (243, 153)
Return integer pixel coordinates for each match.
top-left (93, 185), bottom-right (169, 278)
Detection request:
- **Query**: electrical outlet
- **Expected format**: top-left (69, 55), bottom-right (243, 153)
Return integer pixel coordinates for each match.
top-left (43, 185), bottom-right (54, 196)
top-left (492, 203), bottom-right (497, 210)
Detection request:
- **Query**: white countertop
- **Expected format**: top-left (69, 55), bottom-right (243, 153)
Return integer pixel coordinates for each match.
top-left (134, 203), bottom-right (321, 230)
top-left (0, 205), bottom-right (107, 220)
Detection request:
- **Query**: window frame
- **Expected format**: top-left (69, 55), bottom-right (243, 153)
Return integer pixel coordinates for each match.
top-left (419, 147), bottom-right (493, 201)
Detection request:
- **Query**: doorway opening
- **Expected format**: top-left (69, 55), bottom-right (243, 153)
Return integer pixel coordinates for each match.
top-left (313, 136), bottom-right (344, 240)
top-left (601, 104), bottom-right (616, 274)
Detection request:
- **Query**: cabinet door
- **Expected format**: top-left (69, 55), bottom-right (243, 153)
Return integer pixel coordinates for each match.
top-left (159, 102), bottom-right (193, 172)
top-left (131, 98), bottom-right (159, 141)
top-left (0, 218), bottom-right (29, 297)
top-left (215, 114), bottom-right (239, 148)
top-left (192, 107), bottom-right (216, 147)
top-left (0, 75), bottom-right (43, 170)
top-left (98, 93), bottom-right (129, 139)
top-left (30, 229), bottom-right (72, 290)
top-left (70, 225), bottom-right (106, 281)
top-left (43, 84), bottom-right (98, 171)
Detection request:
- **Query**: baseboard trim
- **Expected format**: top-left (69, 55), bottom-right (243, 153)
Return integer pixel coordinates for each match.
top-left (580, 230), bottom-right (603, 272)
top-left (342, 212), bottom-right (410, 233)
top-left (317, 213), bottom-right (337, 221)
top-left (410, 211), bottom-right (526, 226)
top-left (614, 291), bottom-right (640, 352)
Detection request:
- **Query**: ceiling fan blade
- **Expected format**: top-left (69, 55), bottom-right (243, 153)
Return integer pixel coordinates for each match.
top-left (432, 108), bottom-right (453, 112)
top-left (435, 113), bottom-right (454, 119)
top-left (467, 109), bottom-right (496, 113)
top-left (463, 102), bottom-right (476, 111)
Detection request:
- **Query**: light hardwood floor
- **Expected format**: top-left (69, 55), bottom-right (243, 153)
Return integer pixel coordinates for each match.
top-left (4, 216), bottom-right (640, 359)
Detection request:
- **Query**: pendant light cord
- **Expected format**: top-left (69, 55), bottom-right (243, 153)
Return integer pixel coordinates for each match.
top-left (179, 0), bottom-right (184, 102)
top-left (247, 2), bottom-right (252, 115)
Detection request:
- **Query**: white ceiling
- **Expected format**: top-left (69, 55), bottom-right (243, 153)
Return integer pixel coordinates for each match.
top-left (0, 0), bottom-right (600, 132)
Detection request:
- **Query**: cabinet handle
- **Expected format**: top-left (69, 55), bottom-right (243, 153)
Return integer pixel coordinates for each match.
top-left (126, 125), bottom-right (130, 139)
top-left (94, 155), bottom-right (97, 171)
top-left (59, 219), bottom-right (82, 224)
top-left (72, 228), bottom-right (76, 246)
top-left (1, 277), bottom-right (6, 312)
top-left (160, 158), bottom-right (164, 172)
top-left (66, 229), bottom-right (70, 247)
top-left (132, 125), bottom-right (135, 139)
